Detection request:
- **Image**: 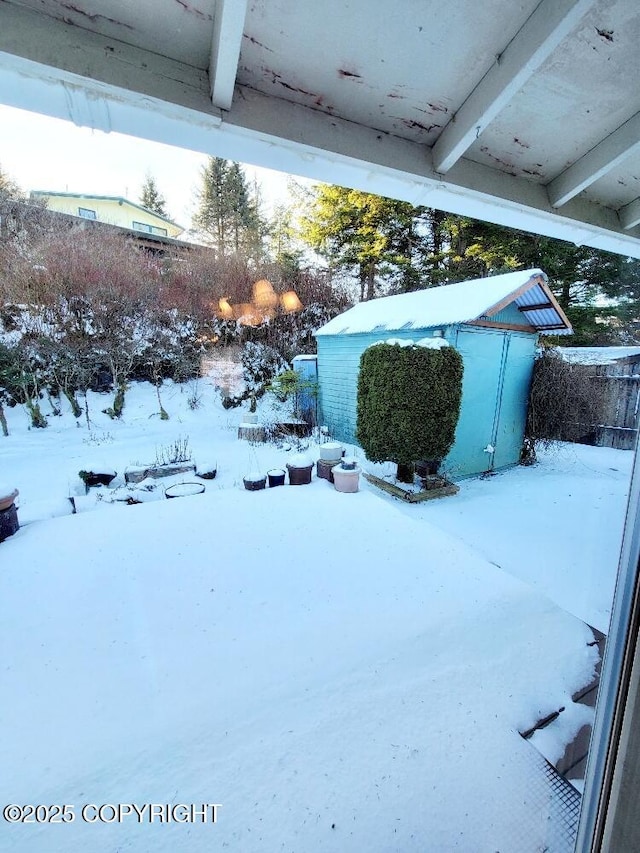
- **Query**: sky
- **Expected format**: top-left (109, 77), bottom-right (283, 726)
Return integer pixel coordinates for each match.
top-left (0, 104), bottom-right (304, 230)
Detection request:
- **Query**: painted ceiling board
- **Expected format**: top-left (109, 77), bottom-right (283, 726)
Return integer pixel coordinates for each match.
top-left (11, 0), bottom-right (216, 68)
top-left (2, 0), bottom-right (640, 258)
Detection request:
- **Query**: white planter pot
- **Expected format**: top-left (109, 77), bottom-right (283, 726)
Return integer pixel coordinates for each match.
top-left (320, 442), bottom-right (343, 462)
top-left (333, 466), bottom-right (361, 493)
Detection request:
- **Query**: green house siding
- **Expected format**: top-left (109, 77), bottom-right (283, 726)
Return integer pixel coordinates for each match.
top-left (316, 324), bottom-right (537, 479)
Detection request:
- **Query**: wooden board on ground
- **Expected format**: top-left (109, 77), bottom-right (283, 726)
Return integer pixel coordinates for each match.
top-left (363, 472), bottom-right (459, 503)
top-left (238, 425), bottom-right (266, 442)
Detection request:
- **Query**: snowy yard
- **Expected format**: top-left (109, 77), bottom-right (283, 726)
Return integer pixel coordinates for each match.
top-left (0, 377), bottom-right (633, 852)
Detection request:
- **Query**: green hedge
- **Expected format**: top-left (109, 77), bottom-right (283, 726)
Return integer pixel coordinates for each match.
top-left (356, 343), bottom-right (463, 479)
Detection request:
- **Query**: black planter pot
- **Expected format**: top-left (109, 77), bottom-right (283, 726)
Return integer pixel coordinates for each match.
top-left (415, 459), bottom-right (440, 477)
top-left (267, 469), bottom-right (286, 487)
top-left (0, 490), bottom-right (19, 542)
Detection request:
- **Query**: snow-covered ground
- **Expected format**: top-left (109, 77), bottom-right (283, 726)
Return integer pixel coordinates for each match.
top-left (0, 376), bottom-right (633, 852)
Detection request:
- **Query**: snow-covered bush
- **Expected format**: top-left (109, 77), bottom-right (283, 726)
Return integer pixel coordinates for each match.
top-left (220, 341), bottom-right (289, 410)
top-left (242, 341), bottom-right (288, 393)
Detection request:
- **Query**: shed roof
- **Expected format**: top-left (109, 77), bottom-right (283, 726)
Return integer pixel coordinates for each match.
top-left (315, 269), bottom-right (572, 337)
top-left (558, 346), bottom-right (640, 365)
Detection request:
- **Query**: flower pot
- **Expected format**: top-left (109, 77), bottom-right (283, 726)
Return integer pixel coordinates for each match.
top-left (416, 459), bottom-right (440, 477)
top-left (267, 469), bottom-right (286, 487)
top-left (243, 473), bottom-right (266, 491)
top-left (286, 462), bottom-right (313, 485)
top-left (0, 488), bottom-right (18, 512)
top-left (165, 482), bottom-right (206, 499)
top-left (196, 465), bottom-right (217, 480)
top-left (319, 442), bottom-right (343, 462)
top-left (316, 458), bottom-right (341, 482)
top-left (333, 465), bottom-right (361, 493)
top-left (0, 488), bottom-right (19, 542)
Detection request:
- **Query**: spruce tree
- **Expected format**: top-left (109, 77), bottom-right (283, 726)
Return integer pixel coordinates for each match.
top-left (139, 173), bottom-right (168, 217)
top-left (193, 157), bottom-right (264, 258)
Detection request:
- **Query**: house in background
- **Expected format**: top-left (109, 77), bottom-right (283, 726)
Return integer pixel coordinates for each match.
top-left (29, 191), bottom-right (184, 238)
top-left (313, 269), bottom-right (572, 479)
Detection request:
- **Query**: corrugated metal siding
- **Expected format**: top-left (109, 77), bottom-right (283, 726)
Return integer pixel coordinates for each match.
top-left (515, 284), bottom-right (571, 334)
top-left (522, 308), bottom-right (566, 329)
top-left (516, 283), bottom-right (547, 307)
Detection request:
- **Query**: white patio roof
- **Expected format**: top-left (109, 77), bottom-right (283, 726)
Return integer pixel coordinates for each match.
top-left (0, 0), bottom-right (639, 259)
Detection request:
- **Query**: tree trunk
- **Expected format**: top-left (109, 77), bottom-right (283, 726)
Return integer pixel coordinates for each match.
top-left (63, 386), bottom-right (82, 418)
top-left (0, 402), bottom-right (8, 436)
top-left (397, 462), bottom-right (414, 484)
top-left (24, 395), bottom-right (47, 428)
top-left (365, 263), bottom-right (376, 301)
top-left (155, 379), bottom-right (169, 420)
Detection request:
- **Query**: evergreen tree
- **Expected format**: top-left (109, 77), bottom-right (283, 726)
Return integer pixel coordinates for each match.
top-left (357, 343), bottom-right (463, 482)
top-left (269, 204), bottom-right (304, 284)
top-left (193, 157), bottom-right (264, 259)
top-left (299, 181), bottom-right (640, 341)
top-left (298, 184), bottom-right (429, 300)
top-left (139, 173), bottom-right (168, 217)
top-left (431, 216), bottom-right (640, 343)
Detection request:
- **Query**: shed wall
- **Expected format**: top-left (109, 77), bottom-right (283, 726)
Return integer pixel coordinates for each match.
top-left (316, 324), bottom-right (537, 478)
top-left (316, 329), bottom-right (442, 447)
top-left (481, 302), bottom-right (534, 327)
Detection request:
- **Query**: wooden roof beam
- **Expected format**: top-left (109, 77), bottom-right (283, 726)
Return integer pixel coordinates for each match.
top-left (431, 0), bottom-right (596, 174)
top-left (620, 198), bottom-right (640, 231)
top-left (209, 0), bottom-right (249, 111)
top-left (519, 302), bottom-right (555, 311)
top-left (548, 112), bottom-right (640, 208)
top-left (485, 273), bottom-right (547, 316)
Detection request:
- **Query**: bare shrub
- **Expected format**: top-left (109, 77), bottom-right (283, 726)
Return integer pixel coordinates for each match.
top-left (526, 350), bottom-right (606, 451)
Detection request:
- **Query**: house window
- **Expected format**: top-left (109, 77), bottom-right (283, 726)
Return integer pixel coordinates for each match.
top-left (132, 221), bottom-right (167, 236)
top-left (78, 207), bottom-right (96, 220)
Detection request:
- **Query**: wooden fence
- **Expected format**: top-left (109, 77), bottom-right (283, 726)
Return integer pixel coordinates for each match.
top-left (593, 357), bottom-right (640, 450)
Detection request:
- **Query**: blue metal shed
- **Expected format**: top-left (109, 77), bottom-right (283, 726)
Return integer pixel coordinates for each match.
top-left (313, 269), bottom-right (572, 479)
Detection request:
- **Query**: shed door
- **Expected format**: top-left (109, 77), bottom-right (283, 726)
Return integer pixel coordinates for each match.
top-left (492, 333), bottom-right (537, 470)
top-left (445, 328), bottom-right (506, 478)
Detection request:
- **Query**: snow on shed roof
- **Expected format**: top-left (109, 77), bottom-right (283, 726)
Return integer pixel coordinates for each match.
top-left (558, 347), bottom-right (640, 365)
top-left (314, 269), bottom-right (572, 336)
